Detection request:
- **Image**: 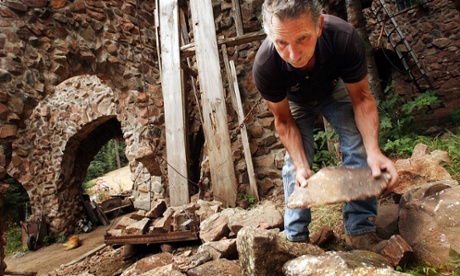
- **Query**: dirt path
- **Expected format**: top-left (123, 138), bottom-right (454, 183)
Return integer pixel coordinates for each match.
top-left (4, 222), bottom-right (115, 275)
top-left (5, 168), bottom-right (133, 275)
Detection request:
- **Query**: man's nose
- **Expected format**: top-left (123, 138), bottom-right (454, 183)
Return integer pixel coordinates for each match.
top-left (288, 45), bottom-right (301, 61)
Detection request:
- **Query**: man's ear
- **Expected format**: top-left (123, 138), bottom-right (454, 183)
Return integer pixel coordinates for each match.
top-left (317, 15), bottom-right (325, 37)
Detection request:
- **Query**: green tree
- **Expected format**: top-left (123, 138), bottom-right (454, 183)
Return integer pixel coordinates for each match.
top-left (84, 139), bottom-right (128, 183)
top-left (2, 177), bottom-right (30, 227)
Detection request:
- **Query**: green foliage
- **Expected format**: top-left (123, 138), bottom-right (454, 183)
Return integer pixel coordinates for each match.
top-left (396, 248), bottom-right (460, 275)
top-left (3, 177), bottom-right (30, 225)
top-left (55, 234), bottom-right (68, 244)
top-left (448, 248), bottom-right (460, 275)
top-left (449, 108), bottom-right (460, 127)
top-left (312, 127), bottom-right (340, 171)
top-left (378, 82), bottom-right (440, 156)
top-left (83, 181), bottom-right (96, 193)
top-left (84, 139), bottom-right (129, 183)
top-left (5, 226), bottom-right (27, 255)
top-left (238, 193), bottom-right (256, 207)
top-left (418, 130), bottom-right (460, 181)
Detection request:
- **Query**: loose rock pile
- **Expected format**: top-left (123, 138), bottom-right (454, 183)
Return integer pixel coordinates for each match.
top-left (45, 143), bottom-right (459, 276)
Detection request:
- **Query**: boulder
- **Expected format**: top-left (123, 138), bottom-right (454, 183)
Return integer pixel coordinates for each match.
top-left (399, 182), bottom-right (460, 266)
top-left (236, 226), bottom-right (324, 276)
top-left (394, 143), bottom-right (453, 194)
top-left (283, 251), bottom-right (409, 276)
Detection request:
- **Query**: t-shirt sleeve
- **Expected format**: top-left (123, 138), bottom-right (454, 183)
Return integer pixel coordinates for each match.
top-left (337, 28), bottom-right (368, 83)
top-left (253, 42), bottom-right (287, 103)
top-left (253, 63), bottom-right (286, 103)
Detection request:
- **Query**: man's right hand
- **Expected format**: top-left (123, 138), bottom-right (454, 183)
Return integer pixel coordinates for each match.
top-left (295, 167), bottom-right (312, 188)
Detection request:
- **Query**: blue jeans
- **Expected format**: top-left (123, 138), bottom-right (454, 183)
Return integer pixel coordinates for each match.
top-left (283, 80), bottom-right (378, 241)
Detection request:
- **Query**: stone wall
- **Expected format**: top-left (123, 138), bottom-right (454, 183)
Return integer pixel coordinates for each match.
top-left (0, 184), bottom-right (7, 272)
top-left (363, 0), bottom-right (460, 123)
top-left (0, 0), bottom-right (167, 235)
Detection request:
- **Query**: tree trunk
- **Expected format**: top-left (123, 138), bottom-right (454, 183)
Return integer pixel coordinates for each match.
top-left (345, 0), bottom-right (383, 99)
top-left (114, 140), bottom-right (121, 169)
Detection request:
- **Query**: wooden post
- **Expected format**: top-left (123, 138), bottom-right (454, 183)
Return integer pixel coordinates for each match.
top-left (232, 0), bottom-right (244, 36)
top-left (159, 0), bottom-right (190, 206)
top-left (221, 45), bottom-right (239, 114)
top-left (229, 60), bottom-right (259, 201)
top-left (190, 0), bottom-right (238, 207)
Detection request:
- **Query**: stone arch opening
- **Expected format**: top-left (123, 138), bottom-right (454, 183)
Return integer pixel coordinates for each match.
top-left (7, 75), bottom-right (164, 234)
top-left (60, 116), bottom-right (123, 189)
top-left (2, 175), bottom-right (30, 226)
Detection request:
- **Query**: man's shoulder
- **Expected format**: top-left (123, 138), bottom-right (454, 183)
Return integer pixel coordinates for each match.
top-left (254, 38), bottom-right (278, 67)
top-left (323, 14), bottom-right (355, 36)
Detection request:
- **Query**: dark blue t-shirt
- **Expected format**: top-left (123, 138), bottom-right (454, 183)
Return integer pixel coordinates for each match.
top-left (253, 14), bottom-right (367, 103)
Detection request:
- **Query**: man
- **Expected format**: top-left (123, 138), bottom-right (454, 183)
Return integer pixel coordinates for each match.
top-left (253, 0), bottom-right (399, 252)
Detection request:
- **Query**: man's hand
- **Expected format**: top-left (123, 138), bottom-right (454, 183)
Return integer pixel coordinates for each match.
top-left (295, 167), bottom-right (313, 188)
top-left (367, 152), bottom-right (399, 194)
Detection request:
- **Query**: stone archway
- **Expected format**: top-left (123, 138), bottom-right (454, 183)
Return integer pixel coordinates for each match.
top-left (7, 75), bottom-right (164, 234)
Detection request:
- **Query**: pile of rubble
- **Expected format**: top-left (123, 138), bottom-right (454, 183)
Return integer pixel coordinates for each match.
top-left (47, 144), bottom-right (460, 276)
top-left (105, 200), bottom-right (200, 244)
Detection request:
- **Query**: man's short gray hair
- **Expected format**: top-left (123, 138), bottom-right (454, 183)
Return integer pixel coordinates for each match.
top-left (262, 0), bottom-right (323, 36)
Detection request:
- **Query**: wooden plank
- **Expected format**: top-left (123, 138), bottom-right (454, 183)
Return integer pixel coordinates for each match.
top-left (154, 0), bottom-right (162, 77)
top-left (159, 0), bottom-right (190, 206)
top-left (179, 8), bottom-right (203, 124)
top-left (221, 45), bottom-right (238, 114)
top-left (64, 244), bottom-right (107, 266)
top-left (229, 60), bottom-right (259, 201)
top-left (232, 0), bottom-right (244, 36)
top-left (180, 31), bottom-right (266, 58)
top-left (190, 0), bottom-right (238, 207)
top-left (95, 204), bottom-right (110, 225)
top-left (82, 200), bottom-right (99, 225)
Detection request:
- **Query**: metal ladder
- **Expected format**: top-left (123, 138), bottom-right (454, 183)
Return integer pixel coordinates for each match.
top-left (371, 0), bottom-right (433, 91)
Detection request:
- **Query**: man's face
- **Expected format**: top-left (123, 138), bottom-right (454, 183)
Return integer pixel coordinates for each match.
top-left (269, 14), bottom-right (324, 69)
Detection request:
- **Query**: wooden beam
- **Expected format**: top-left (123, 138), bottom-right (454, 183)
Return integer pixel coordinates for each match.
top-left (180, 31), bottom-right (267, 58)
top-left (154, 0), bottom-right (162, 77)
top-left (232, 0), bottom-right (244, 36)
top-left (190, 0), bottom-right (238, 207)
top-left (229, 60), bottom-right (259, 201)
top-left (159, 0), bottom-right (190, 206)
top-left (179, 7), bottom-right (203, 125)
top-left (221, 45), bottom-right (238, 114)
top-left (180, 61), bottom-right (198, 78)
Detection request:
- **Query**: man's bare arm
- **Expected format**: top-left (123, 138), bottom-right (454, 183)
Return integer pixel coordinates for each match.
top-left (265, 98), bottom-right (312, 186)
top-left (345, 75), bottom-right (399, 191)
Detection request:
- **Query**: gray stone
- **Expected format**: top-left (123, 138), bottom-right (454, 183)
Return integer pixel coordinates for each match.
top-left (125, 217), bottom-right (150, 235)
top-left (283, 251), bottom-right (408, 276)
top-left (187, 259), bottom-right (241, 276)
top-left (133, 199), bottom-right (151, 211)
top-left (198, 239), bottom-right (238, 260)
top-left (399, 183), bottom-right (460, 266)
top-left (227, 201), bottom-right (283, 234)
top-left (199, 212), bottom-right (231, 243)
top-left (121, 252), bottom-right (173, 276)
top-left (146, 200), bottom-right (167, 219)
top-left (173, 251), bottom-right (213, 272)
top-left (237, 226), bottom-right (324, 276)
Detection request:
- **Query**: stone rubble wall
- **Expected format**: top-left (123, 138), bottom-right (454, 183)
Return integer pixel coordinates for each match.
top-left (363, 0), bottom-right (460, 123)
top-left (0, 184), bottom-right (8, 272)
top-left (0, 0), bottom-right (167, 235)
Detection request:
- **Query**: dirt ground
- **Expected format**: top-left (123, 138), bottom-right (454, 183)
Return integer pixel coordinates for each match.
top-left (5, 167), bottom-right (135, 275)
top-left (5, 222), bottom-right (115, 275)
